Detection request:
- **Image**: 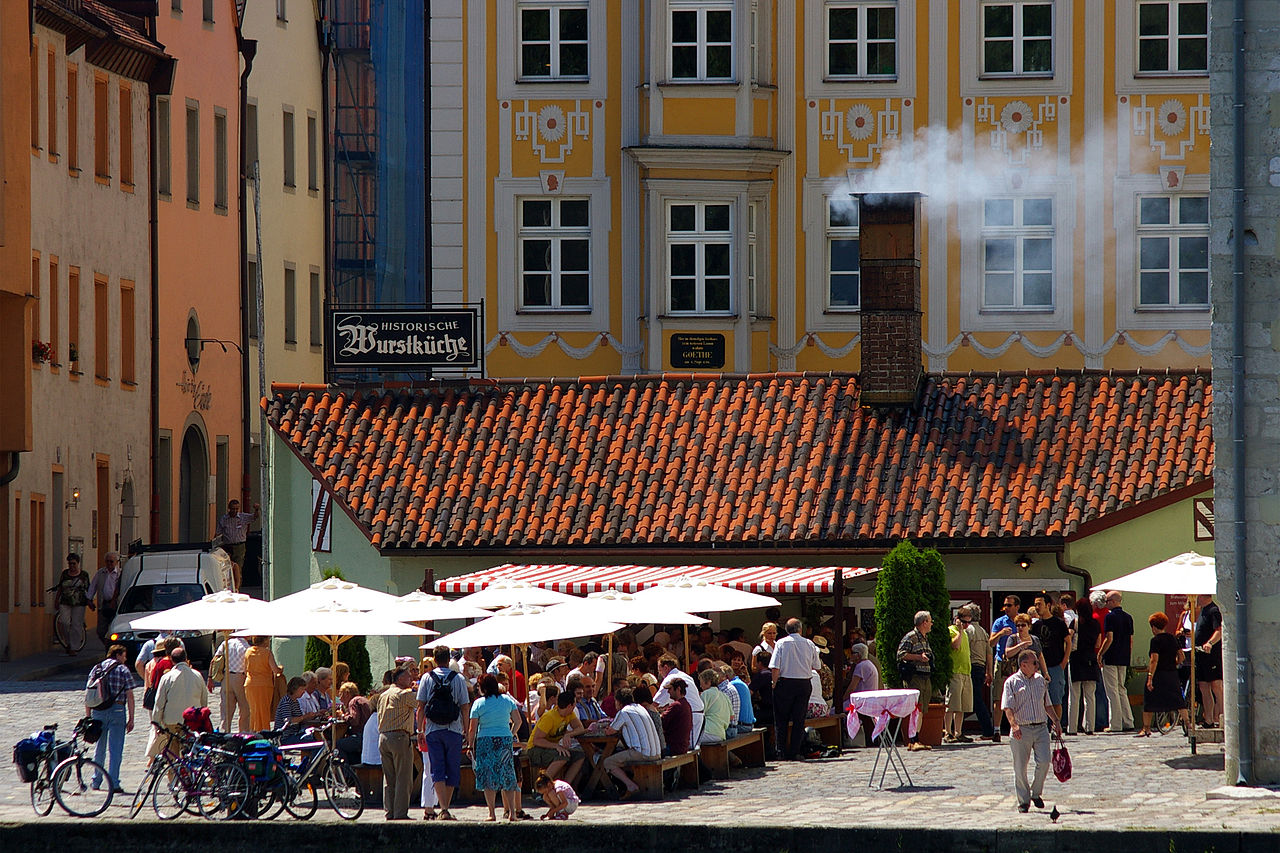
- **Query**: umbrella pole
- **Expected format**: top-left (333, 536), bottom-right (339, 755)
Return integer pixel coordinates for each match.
top-left (217, 630), bottom-right (228, 732)
top-left (521, 643), bottom-right (530, 714)
top-left (608, 633), bottom-right (614, 704)
top-left (684, 628), bottom-right (691, 673)
top-left (1189, 597), bottom-right (1198, 755)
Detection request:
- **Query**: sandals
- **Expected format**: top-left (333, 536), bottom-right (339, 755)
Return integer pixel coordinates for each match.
top-left (438, 810), bottom-right (458, 821)
top-left (423, 810), bottom-right (437, 821)
top-left (1134, 730), bottom-right (1151, 737)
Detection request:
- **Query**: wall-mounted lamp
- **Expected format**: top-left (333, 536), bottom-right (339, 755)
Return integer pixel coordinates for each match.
top-left (1016, 554), bottom-right (1034, 571)
top-left (66, 487), bottom-right (81, 510)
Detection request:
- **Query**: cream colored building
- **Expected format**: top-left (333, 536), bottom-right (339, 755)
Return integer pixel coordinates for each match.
top-left (243, 0), bottom-right (327, 504)
top-left (7, 1), bottom-right (168, 658)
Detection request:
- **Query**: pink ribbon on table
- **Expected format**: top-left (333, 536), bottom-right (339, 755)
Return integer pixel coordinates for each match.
top-left (845, 689), bottom-right (922, 742)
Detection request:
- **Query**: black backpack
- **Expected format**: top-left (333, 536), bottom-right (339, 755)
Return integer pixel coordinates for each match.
top-left (424, 670), bottom-right (461, 725)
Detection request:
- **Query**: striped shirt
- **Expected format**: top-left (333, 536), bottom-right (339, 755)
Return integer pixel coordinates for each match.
top-left (612, 704), bottom-right (661, 758)
top-left (717, 680), bottom-right (740, 726)
top-left (1000, 669), bottom-right (1052, 725)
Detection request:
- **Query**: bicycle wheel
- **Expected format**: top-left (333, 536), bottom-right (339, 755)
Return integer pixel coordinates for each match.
top-left (130, 762), bottom-right (163, 819)
top-left (30, 760), bottom-right (55, 816)
top-left (1153, 711), bottom-right (1177, 736)
top-left (51, 757), bottom-right (113, 817)
top-left (244, 782), bottom-right (284, 820)
top-left (151, 757), bottom-right (190, 820)
top-left (323, 759), bottom-right (364, 820)
top-left (195, 762), bottom-right (250, 821)
top-left (282, 776), bottom-right (318, 820)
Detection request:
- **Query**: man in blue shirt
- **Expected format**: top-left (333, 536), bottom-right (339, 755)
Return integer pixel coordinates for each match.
top-left (989, 595), bottom-right (1021, 741)
top-left (728, 658), bottom-right (755, 735)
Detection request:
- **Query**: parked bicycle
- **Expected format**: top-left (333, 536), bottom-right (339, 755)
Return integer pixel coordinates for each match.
top-left (48, 583), bottom-right (87, 654)
top-left (14, 719), bottom-right (113, 817)
top-left (251, 720), bottom-right (364, 821)
top-left (134, 723), bottom-right (249, 820)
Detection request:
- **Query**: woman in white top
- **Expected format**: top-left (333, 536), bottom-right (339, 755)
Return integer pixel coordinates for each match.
top-left (752, 622), bottom-right (778, 659)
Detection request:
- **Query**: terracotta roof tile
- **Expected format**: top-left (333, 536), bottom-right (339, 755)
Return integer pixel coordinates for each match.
top-left (265, 371), bottom-right (1213, 551)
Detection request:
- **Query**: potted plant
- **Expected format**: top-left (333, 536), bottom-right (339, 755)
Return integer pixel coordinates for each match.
top-left (69, 342), bottom-right (79, 364)
top-left (31, 340), bottom-right (53, 364)
top-left (875, 541), bottom-right (953, 745)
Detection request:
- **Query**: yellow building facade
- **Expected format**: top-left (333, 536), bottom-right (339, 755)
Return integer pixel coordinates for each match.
top-left (445, 1), bottom-right (1210, 376)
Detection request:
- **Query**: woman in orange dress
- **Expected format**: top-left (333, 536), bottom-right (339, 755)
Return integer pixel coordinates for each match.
top-left (244, 636), bottom-right (282, 731)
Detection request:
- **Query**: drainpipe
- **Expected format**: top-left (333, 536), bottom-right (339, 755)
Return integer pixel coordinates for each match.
top-left (1054, 552), bottom-right (1092, 595)
top-left (147, 19), bottom-right (167, 545)
top-left (237, 35), bottom-right (257, 509)
top-left (1230, 0), bottom-right (1252, 787)
top-left (0, 453), bottom-right (20, 487)
top-left (319, 4), bottom-right (332, 384)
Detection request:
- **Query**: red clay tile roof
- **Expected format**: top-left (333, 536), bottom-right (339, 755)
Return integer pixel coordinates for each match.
top-left (264, 370), bottom-right (1213, 552)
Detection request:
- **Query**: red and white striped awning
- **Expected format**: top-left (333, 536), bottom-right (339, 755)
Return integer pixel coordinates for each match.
top-left (435, 564), bottom-right (878, 596)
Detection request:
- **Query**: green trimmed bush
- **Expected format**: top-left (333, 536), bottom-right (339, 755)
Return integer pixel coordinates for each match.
top-left (874, 541), bottom-right (953, 697)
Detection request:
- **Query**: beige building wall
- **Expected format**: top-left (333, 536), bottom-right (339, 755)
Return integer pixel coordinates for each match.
top-left (243, 0), bottom-right (327, 503)
top-left (11, 20), bottom-right (154, 658)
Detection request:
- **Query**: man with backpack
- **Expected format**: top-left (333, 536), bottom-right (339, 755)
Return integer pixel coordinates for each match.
top-left (84, 644), bottom-right (134, 792)
top-left (417, 646), bottom-right (470, 821)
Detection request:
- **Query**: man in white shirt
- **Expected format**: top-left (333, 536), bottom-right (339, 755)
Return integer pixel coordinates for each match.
top-left (1001, 649), bottom-right (1062, 812)
top-left (601, 687), bottom-right (662, 798)
top-left (769, 618), bottom-right (820, 760)
top-left (654, 655), bottom-right (704, 745)
top-left (149, 647), bottom-right (209, 759)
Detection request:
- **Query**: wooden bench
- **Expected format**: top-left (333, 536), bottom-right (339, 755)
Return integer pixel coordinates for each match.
top-left (805, 715), bottom-right (843, 753)
top-left (698, 729), bottom-right (767, 780)
top-left (353, 764), bottom-right (382, 805)
top-left (629, 752), bottom-right (699, 800)
top-left (456, 752), bottom-right (536, 802)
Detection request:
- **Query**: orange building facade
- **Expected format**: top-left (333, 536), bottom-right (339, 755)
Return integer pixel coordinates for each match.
top-left (152, 0), bottom-right (244, 544)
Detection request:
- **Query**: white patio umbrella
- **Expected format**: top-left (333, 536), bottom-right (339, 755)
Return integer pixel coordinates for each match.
top-left (273, 577), bottom-right (402, 611)
top-left (1092, 551), bottom-right (1217, 753)
top-left (130, 591), bottom-right (274, 728)
top-left (370, 590), bottom-right (492, 623)
top-left (632, 577), bottom-right (780, 668)
top-left (453, 579), bottom-right (580, 610)
top-left (554, 589), bottom-right (710, 687)
top-left (1090, 552), bottom-right (1216, 596)
top-left (129, 590), bottom-right (272, 631)
top-left (428, 603), bottom-right (624, 649)
top-left (234, 600), bottom-right (436, 674)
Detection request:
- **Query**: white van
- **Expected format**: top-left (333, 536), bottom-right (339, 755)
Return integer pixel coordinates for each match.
top-left (107, 543), bottom-right (233, 666)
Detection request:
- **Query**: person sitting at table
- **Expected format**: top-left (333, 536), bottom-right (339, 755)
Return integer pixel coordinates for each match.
top-left (704, 662), bottom-right (741, 733)
top-left (569, 674), bottom-right (607, 724)
top-left (336, 681), bottom-right (372, 765)
top-left (526, 689), bottom-right (587, 786)
top-left (660, 677), bottom-right (693, 755)
top-left (633, 683), bottom-right (667, 756)
top-left (655, 655), bottom-right (704, 744)
top-left (276, 676), bottom-right (323, 744)
top-left (725, 661), bottom-right (755, 735)
top-left (698, 669), bottom-right (731, 745)
top-left (749, 651), bottom-right (775, 733)
top-left (600, 676), bottom-right (627, 717)
top-left (599, 687), bottom-right (662, 799)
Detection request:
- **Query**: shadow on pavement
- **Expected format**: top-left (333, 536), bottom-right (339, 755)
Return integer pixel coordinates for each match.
top-left (1163, 752), bottom-right (1225, 771)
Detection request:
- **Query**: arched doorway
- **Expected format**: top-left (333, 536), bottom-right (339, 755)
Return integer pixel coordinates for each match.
top-left (178, 425), bottom-right (209, 541)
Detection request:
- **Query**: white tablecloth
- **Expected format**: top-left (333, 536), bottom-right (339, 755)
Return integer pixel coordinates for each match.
top-left (846, 688), bottom-right (921, 742)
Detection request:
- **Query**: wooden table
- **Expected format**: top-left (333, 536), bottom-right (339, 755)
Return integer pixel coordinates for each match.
top-left (576, 733), bottom-right (621, 800)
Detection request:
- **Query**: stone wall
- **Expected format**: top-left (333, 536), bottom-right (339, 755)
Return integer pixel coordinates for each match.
top-left (1209, 0), bottom-right (1280, 785)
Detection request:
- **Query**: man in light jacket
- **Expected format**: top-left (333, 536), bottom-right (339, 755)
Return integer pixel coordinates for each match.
top-left (148, 647), bottom-right (209, 759)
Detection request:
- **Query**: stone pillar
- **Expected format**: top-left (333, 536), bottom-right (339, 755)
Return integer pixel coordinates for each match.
top-left (1209, 0), bottom-right (1280, 785)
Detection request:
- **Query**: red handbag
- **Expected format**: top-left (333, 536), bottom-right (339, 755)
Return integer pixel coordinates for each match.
top-left (1051, 733), bottom-right (1072, 782)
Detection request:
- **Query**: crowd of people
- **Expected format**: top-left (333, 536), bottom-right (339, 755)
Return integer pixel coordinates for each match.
top-left (78, 590), bottom-right (1225, 816)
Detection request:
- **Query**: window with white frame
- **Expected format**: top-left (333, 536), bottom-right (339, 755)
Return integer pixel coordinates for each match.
top-left (519, 3), bottom-right (589, 79)
top-left (518, 198), bottom-right (591, 310)
top-left (670, 1), bottom-right (733, 81)
top-left (1137, 0), bottom-right (1207, 74)
top-left (826, 195), bottom-right (860, 310)
top-left (668, 202), bottom-right (732, 313)
top-left (825, 2), bottom-right (897, 79)
top-left (981, 197), bottom-right (1054, 310)
top-left (981, 1), bottom-right (1052, 76)
top-left (747, 202), bottom-right (764, 317)
top-left (1136, 194), bottom-right (1208, 308)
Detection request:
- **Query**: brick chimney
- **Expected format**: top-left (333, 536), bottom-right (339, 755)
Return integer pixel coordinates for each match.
top-left (858, 192), bottom-right (922, 405)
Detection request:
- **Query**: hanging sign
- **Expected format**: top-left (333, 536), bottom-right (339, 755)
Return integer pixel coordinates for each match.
top-left (328, 307), bottom-right (482, 370)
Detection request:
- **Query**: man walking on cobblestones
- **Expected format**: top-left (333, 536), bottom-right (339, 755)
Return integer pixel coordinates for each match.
top-left (1001, 649), bottom-right (1061, 812)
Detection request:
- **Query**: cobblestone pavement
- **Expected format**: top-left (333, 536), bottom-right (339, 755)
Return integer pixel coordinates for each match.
top-left (3, 678), bottom-right (1278, 830)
